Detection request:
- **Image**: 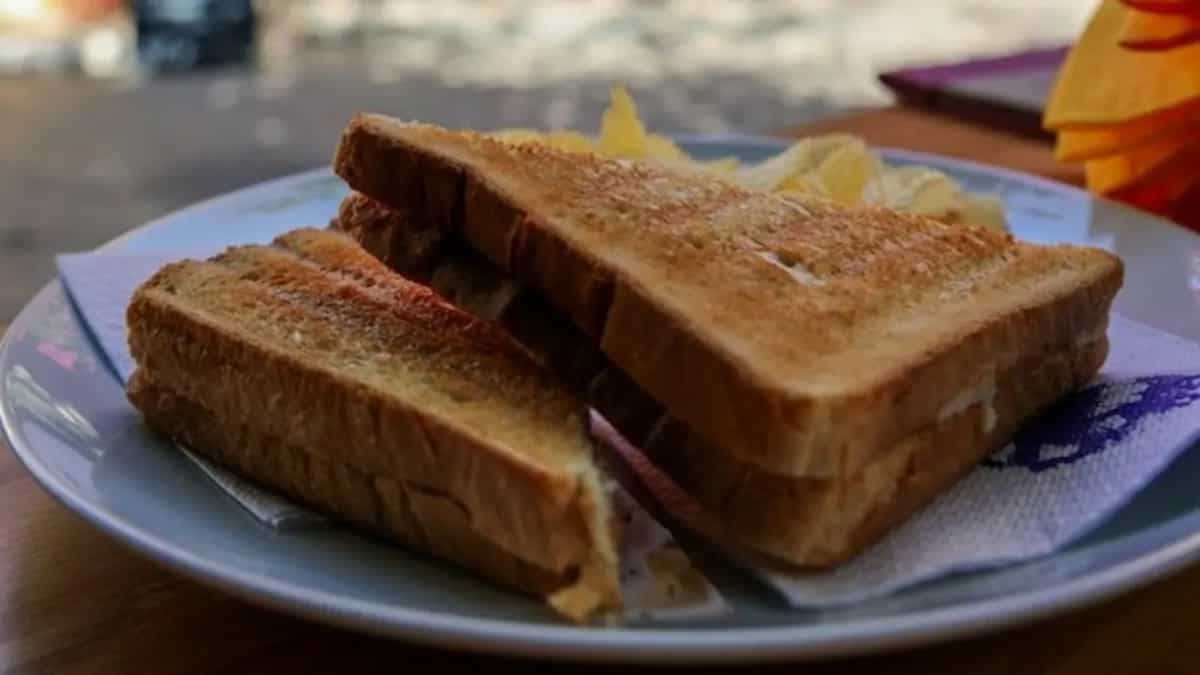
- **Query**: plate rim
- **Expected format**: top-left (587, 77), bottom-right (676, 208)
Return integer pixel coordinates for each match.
top-left (4, 134), bottom-right (1200, 663)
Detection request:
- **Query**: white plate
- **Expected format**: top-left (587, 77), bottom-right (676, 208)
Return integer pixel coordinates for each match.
top-left (4, 135), bottom-right (1200, 663)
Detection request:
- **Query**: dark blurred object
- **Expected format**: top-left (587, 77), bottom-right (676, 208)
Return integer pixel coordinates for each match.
top-left (879, 47), bottom-right (1068, 142)
top-left (134, 0), bottom-right (256, 72)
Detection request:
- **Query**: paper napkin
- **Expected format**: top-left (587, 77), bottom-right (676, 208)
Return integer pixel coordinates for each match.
top-left (56, 251), bottom-right (728, 620)
top-left (598, 315), bottom-right (1200, 606)
top-left (58, 250), bottom-right (1200, 609)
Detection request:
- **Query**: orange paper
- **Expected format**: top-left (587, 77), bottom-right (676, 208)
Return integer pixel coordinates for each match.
top-left (1121, 0), bottom-right (1200, 15)
top-left (1120, 7), bottom-right (1200, 50)
top-left (1045, 0), bottom-right (1200, 128)
top-left (1055, 100), bottom-right (1200, 160)
top-left (1087, 138), bottom-right (1200, 193)
top-left (1109, 159), bottom-right (1200, 224)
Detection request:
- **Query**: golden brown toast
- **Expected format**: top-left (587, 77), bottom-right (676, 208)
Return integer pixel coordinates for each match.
top-left (331, 192), bottom-right (1108, 566)
top-left (124, 228), bottom-right (621, 621)
top-left (333, 115), bottom-right (1125, 478)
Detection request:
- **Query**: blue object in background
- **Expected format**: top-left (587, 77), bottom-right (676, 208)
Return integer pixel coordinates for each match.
top-left (134, 0), bottom-right (256, 73)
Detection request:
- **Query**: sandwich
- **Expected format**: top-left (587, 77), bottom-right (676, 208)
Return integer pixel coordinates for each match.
top-left (330, 115), bottom-right (1124, 566)
top-left (124, 228), bottom-right (622, 622)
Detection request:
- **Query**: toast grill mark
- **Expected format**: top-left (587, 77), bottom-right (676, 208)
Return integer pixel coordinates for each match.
top-left (984, 375), bottom-right (1200, 472)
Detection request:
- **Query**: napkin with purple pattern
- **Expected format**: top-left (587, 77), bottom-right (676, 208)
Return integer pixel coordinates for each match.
top-left (56, 251), bottom-right (728, 620)
top-left (58, 250), bottom-right (1200, 608)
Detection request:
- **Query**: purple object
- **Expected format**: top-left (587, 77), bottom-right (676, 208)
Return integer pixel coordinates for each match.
top-left (880, 47), bottom-right (1069, 140)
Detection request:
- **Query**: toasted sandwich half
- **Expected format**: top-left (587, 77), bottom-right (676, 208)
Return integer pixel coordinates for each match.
top-left (334, 115), bottom-right (1123, 482)
top-left (332, 191), bottom-right (1113, 566)
top-left (125, 228), bottom-right (621, 621)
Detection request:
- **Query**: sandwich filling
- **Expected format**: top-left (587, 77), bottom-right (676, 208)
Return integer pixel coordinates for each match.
top-left (937, 370), bottom-right (998, 432)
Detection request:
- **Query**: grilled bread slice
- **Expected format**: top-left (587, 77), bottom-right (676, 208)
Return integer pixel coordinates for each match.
top-left (125, 228), bottom-right (621, 621)
top-left (332, 192), bottom-right (1109, 566)
top-left (333, 115), bottom-right (1124, 479)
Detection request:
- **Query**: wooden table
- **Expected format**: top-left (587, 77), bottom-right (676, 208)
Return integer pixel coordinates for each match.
top-left (1, 108), bottom-right (1194, 675)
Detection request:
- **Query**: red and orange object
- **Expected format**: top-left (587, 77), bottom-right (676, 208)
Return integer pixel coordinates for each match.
top-left (1046, 0), bottom-right (1200, 228)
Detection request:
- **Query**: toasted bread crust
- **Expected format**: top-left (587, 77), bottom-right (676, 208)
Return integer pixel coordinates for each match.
top-left (331, 183), bottom-right (451, 279)
top-left (332, 194), bottom-right (1112, 565)
top-left (129, 374), bottom-right (569, 593)
top-left (333, 115), bottom-right (1124, 477)
top-left (651, 337), bottom-right (1109, 566)
top-left (125, 229), bottom-right (621, 621)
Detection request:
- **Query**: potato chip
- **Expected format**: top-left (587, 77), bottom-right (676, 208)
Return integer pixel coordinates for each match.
top-left (503, 88), bottom-right (1006, 231)
top-left (871, 165), bottom-right (959, 215)
top-left (956, 195), bottom-right (1008, 231)
top-left (538, 131), bottom-right (596, 154)
top-left (1044, 0), bottom-right (1200, 128)
top-left (909, 180), bottom-right (963, 218)
top-left (816, 140), bottom-right (877, 205)
top-left (858, 162), bottom-right (892, 206)
top-left (598, 86), bottom-right (649, 158)
top-left (735, 135), bottom-right (858, 191)
top-left (644, 134), bottom-right (690, 162)
top-left (1120, 7), bottom-right (1200, 50)
top-left (734, 153), bottom-right (796, 191)
top-left (702, 157), bottom-right (741, 174)
top-left (778, 179), bottom-right (829, 202)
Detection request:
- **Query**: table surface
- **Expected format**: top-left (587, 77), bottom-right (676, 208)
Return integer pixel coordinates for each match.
top-left (3, 107), bottom-right (1196, 675)
top-left (0, 56), bottom-right (844, 325)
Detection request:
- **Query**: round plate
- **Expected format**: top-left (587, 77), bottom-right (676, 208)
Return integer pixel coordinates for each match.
top-left (4, 136), bottom-right (1200, 663)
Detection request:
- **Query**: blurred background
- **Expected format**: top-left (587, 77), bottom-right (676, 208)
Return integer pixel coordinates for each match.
top-left (0, 0), bottom-right (1095, 321)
